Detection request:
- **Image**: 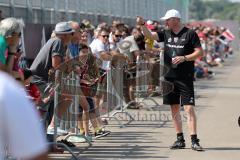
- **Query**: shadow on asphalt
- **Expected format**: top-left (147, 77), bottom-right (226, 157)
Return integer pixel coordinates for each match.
top-left (205, 147), bottom-right (240, 151)
top-left (75, 131), bottom-right (170, 160)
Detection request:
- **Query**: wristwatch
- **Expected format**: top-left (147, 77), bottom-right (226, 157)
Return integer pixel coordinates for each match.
top-left (8, 51), bottom-right (16, 56)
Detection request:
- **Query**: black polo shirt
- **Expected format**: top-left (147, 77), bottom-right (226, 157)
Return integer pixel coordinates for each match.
top-left (158, 27), bottom-right (201, 80)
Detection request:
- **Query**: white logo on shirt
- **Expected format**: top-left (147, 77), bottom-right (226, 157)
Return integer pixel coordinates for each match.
top-left (168, 38), bottom-right (172, 43)
top-left (166, 44), bottom-right (184, 49)
top-left (174, 37), bottom-right (178, 43)
top-left (189, 97), bottom-right (194, 103)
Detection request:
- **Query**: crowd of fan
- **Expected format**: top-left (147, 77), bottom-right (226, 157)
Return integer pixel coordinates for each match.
top-left (190, 24), bottom-right (234, 79)
top-left (0, 16), bottom-right (235, 154)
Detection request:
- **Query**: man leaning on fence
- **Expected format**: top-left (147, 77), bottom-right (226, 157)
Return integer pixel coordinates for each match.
top-left (30, 21), bottom-right (76, 135)
top-left (137, 9), bottom-right (204, 151)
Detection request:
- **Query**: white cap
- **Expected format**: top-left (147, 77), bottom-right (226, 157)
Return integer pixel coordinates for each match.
top-left (146, 20), bottom-right (153, 25)
top-left (161, 9), bottom-right (181, 20)
top-left (54, 22), bottom-right (75, 34)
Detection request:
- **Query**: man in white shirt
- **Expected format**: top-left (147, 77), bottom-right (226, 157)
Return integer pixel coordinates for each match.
top-left (109, 28), bottom-right (123, 51)
top-left (0, 71), bottom-right (48, 160)
top-left (90, 28), bottom-right (111, 123)
top-left (90, 28), bottom-right (111, 70)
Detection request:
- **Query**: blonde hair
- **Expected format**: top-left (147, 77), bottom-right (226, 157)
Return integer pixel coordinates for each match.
top-left (50, 32), bottom-right (56, 38)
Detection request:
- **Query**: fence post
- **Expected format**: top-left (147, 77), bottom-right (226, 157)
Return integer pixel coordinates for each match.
top-left (26, 0), bottom-right (33, 23)
top-left (40, 0), bottom-right (45, 24)
top-left (9, 0), bottom-right (15, 17)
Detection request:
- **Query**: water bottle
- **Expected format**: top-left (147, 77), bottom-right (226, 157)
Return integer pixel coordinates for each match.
top-left (171, 50), bottom-right (178, 68)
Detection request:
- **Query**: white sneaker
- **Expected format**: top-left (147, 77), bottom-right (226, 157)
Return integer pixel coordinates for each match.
top-left (67, 136), bottom-right (86, 143)
top-left (47, 127), bottom-right (68, 136)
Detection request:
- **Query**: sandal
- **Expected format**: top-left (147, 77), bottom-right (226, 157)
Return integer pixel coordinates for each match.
top-left (57, 139), bottom-right (76, 148)
top-left (127, 102), bottom-right (142, 109)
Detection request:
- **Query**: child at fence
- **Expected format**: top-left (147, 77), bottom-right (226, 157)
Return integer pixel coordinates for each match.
top-left (22, 69), bottom-right (55, 119)
top-left (77, 44), bottom-right (111, 139)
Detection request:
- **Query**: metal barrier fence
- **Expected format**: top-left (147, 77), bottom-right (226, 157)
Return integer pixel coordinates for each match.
top-left (104, 61), bottom-right (135, 128)
top-left (103, 50), bottom-right (166, 127)
top-left (0, 0), bottom-right (189, 25)
top-left (52, 48), bottom-right (165, 131)
top-left (53, 70), bottom-right (82, 159)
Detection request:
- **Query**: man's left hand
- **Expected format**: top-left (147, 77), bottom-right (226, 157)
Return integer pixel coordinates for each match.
top-left (172, 56), bottom-right (185, 65)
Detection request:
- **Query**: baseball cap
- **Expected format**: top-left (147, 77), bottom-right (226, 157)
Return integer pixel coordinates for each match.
top-left (161, 9), bottom-right (181, 20)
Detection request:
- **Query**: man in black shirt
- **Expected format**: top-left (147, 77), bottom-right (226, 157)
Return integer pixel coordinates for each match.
top-left (137, 9), bottom-right (204, 151)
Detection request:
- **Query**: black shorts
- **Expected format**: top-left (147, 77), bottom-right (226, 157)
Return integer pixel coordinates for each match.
top-left (163, 79), bottom-right (195, 106)
top-left (79, 97), bottom-right (95, 113)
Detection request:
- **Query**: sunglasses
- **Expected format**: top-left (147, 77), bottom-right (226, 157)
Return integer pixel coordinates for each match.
top-left (115, 34), bottom-right (122, 38)
top-left (12, 32), bottom-right (21, 37)
top-left (101, 35), bottom-right (109, 38)
top-left (15, 78), bottom-right (22, 81)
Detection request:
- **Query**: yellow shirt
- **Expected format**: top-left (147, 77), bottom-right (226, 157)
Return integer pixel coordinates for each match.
top-left (145, 38), bottom-right (154, 49)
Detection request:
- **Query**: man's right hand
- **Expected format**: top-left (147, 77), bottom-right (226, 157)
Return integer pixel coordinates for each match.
top-left (136, 17), bottom-right (159, 41)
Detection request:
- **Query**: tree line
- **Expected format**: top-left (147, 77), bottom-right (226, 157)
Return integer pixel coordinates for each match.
top-left (189, 0), bottom-right (240, 23)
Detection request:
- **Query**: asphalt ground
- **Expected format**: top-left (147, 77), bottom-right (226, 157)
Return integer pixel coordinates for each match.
top-left (49, 52), bottom-right (240, 160)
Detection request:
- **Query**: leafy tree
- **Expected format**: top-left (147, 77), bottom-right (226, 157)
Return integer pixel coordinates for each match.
top-left (189, 0), bottom-right (240, 23)
top-left (189, 0), bottom-right (206, 20)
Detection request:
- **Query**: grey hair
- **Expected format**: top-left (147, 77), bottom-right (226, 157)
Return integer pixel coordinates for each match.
top-left (0, 17), bottom-right (25, 37)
